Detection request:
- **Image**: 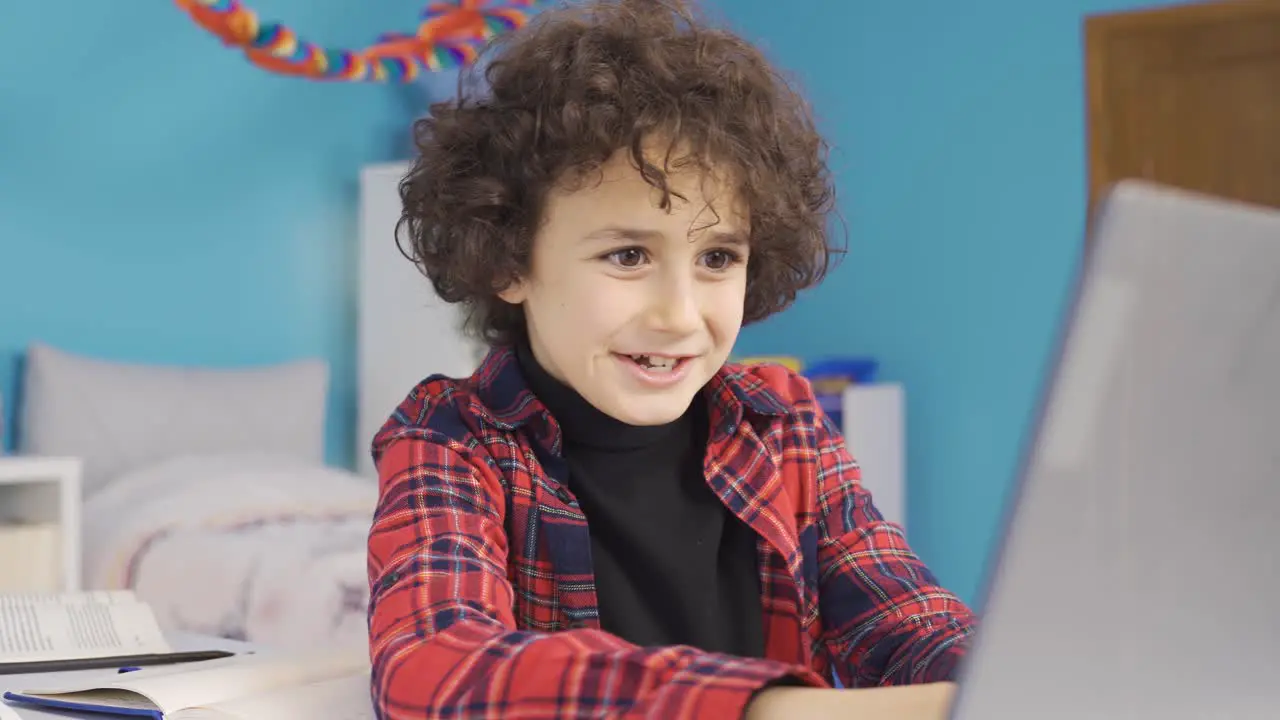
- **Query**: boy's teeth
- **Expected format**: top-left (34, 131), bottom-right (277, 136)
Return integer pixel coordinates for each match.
top-left (630, 355), bottom-right (677, 371)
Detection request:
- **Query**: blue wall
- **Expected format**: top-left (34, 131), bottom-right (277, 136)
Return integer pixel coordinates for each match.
top-left (1, 0), bottom-right (1172, 605)
top-left (0, 1), bottom-right (430, 468)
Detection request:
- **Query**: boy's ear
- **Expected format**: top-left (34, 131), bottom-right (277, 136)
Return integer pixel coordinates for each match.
top-left (497, 278), bottom-right (527, 305)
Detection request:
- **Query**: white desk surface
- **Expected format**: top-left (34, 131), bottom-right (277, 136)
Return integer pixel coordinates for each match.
top-left (1, 633), bottom-right (254, 719)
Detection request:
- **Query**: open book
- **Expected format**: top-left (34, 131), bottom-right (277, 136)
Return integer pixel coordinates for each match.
top-left (2, 643), bottom-right (373, 719)
top-left (0, 590), bottom-right (172, 664)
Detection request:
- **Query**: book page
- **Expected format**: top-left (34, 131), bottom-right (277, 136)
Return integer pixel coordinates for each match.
top-left (13, 644), bottom-right (370, 715)
top-left (0, 591), bottom-right (170, 663)
top-left (174, 672), bottom-right (374, 720)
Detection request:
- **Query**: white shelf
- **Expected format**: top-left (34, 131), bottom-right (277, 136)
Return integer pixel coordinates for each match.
top-left (0, 456), bottom-right (82, 593)
top-left (842, 384), bottom-right (906, 530)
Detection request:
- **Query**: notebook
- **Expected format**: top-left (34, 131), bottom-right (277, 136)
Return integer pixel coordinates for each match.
top-left (2, 642), bottom-right (373, 719)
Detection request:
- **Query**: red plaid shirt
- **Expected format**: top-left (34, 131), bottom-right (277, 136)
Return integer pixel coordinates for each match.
top-left (366, 347), bottom-right (975, 719)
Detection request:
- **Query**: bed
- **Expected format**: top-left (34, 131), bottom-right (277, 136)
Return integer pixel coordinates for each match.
top-left (13, 163), bottom-right (484, 652)
top-left (16, 342), bottom-right (379, 652)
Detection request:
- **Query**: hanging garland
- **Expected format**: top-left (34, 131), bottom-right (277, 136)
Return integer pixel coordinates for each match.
top-left (174, 0), bottom-right (545, 82)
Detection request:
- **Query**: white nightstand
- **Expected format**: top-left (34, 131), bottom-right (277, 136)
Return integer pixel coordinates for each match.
top-left (0, 456), bottom-right (82, 593)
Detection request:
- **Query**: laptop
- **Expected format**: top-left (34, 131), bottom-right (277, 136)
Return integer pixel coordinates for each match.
top-left (950, 180), bottom-right (1280, 720)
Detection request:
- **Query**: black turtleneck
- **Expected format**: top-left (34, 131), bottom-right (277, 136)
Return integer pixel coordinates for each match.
top-left (517, 344), bottom-right (765, 658)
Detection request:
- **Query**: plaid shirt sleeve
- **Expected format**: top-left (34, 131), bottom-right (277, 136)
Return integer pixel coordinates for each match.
top-left (810, 401), bottom-right (977, 688)
top-left (366, 414), bottom-right (828, 719)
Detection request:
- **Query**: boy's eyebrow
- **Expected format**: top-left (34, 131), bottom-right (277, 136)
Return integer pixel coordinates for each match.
top-left (582, 226), bottom-right (660, 242)
top-left (583, 226), bottom-right (749, 245)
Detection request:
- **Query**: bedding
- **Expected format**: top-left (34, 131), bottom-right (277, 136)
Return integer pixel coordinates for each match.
top-left (20, 343), bottom-right (329, 498)
top-left (82, 454), bottom-right (378, 651)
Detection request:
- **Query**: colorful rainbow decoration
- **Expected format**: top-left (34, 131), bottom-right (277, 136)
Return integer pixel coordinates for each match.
top-left (173, 0), bottom-right (545, 82)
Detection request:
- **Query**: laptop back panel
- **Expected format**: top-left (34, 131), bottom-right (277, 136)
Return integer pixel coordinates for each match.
top-left (951, 182), bottom-right (1280, 720)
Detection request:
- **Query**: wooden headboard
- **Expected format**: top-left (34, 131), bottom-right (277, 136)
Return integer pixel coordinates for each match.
top-left (355, 162), bottom-right (485, 477)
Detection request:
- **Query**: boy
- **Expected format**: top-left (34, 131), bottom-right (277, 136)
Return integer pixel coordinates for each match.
top-left (366, 0), bottom-right (976, 718)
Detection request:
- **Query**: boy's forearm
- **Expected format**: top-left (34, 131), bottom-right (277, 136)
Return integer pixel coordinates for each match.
top-left (744, 682), bottom-right (957, 720)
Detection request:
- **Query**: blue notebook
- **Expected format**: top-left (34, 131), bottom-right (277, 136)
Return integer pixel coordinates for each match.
top-left (2, 647), bottom-right (374, 719)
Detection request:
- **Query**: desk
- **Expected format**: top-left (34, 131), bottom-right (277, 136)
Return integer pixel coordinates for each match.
top-left (1, 633), bottom-right (253, 719)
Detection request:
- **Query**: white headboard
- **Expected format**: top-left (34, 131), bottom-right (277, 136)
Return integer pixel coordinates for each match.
top-left (356, 162), bottom-right (485, 477)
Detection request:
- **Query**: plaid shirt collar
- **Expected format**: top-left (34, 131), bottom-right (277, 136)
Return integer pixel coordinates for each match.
top-left (467, 345), bottom-right (790, 453)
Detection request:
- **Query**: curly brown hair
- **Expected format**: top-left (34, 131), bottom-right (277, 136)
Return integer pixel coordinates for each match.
top-left (397, 0), bottom-right (842, 346)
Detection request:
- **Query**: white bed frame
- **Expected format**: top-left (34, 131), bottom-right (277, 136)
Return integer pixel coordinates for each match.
top-left (356, 162), bottom-right (484, 478)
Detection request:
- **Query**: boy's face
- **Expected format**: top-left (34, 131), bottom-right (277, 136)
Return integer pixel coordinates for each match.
top-left (500, 149), bottom-right (749, 426)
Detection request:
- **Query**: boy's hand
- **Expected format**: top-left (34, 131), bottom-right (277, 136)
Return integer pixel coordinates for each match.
top-left (744, 681), bottom-right (958, 720)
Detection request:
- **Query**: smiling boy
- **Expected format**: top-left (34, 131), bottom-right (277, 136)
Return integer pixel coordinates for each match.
top-left (365, 1), bottom-right (976, 718)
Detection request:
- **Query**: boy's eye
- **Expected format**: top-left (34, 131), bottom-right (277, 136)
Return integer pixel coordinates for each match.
top-left (606, 248), bottom-right (647, 268)
top-left (701, 249), bottom-right (740, 270)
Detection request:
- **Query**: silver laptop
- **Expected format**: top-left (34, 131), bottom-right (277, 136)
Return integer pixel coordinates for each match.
top-left (951, 181), bottom-right (1280, 720)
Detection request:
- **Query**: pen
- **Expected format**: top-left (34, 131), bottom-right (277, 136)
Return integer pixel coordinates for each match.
top-left (0, 650), bottom-right (239, 676)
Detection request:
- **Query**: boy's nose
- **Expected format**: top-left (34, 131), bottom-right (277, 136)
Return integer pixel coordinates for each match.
top-left (648, 276), bottom-right (701, 335)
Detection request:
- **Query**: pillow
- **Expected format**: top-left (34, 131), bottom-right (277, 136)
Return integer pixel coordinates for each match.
top-left (18, 343), bottom-right (329, 497)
